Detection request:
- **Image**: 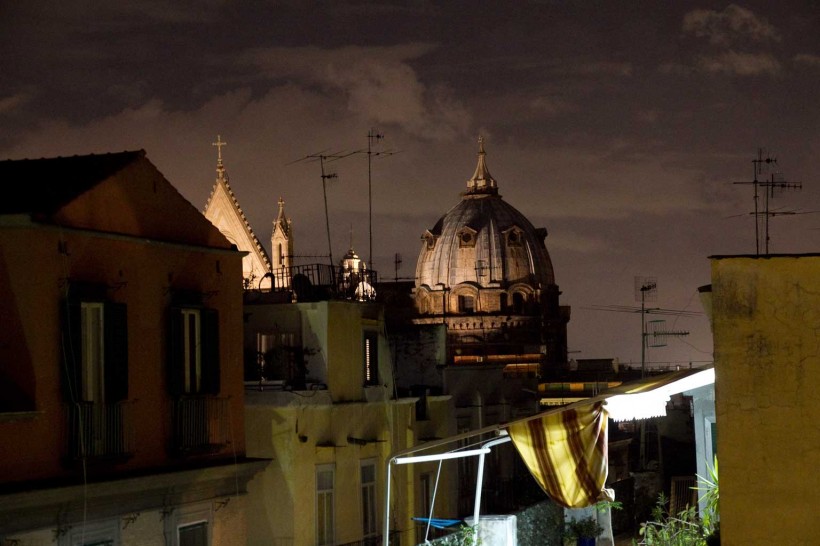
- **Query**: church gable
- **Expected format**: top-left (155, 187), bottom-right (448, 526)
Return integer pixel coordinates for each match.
top-left (202, 138), bottom-right (272, 288)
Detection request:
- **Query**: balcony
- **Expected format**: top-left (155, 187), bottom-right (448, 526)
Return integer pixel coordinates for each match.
top-left (65, 401), bottom-right (135, 460)
top-left (249, 263), bottom-right (378, 303)
top-left (171, 396), bottom-right (229, 454)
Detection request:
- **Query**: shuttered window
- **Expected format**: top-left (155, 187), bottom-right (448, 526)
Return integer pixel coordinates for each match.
top-left (61, 299), bottom-right (128, 403)
top-left (168, 307), bottom-right (220, 395)
top-left (363, 332), bottom-right (378, 386)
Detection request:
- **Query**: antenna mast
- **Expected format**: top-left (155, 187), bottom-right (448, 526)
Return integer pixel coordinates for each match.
top-left (367, 129), bottom-right (384, 270)
top-left (289, 149), bottom-right (362, 266)
top-left (733, 148), bottom-right (802, 255)
top-left (394, 253), bottom-right (402, 282)
top-left (319, 155), bottom-right (336, 266)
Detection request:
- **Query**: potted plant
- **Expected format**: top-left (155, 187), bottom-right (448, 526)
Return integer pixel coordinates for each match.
top-left (565, 515), bottom-right (603, 546)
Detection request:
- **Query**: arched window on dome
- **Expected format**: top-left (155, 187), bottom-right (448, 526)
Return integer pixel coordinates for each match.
top-left (458, 294), bottom-right (475, 314)
top-left (417, 294), bottom-right (429, 314)
top-left (500, 293), bottom-right (508, 312)
top-left (512, 292), bottom-right (526, 314)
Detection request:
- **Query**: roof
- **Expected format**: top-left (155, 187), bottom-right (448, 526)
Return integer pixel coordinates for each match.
top-left (416, 138), bottom-right (555, 289)
top-left (0, 150), bottom-right (144, 215)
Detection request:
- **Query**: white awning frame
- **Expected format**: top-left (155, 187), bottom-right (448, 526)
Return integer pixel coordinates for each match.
top-left (381, 364), bottom-right (715, 545)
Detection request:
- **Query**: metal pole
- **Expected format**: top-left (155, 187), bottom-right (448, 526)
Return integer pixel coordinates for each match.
top-left (471, 436), bottom-right (510, 542)
top-left (320, 155), bottom-right (334, 266)
top-left (383, 459), bottom-right (392, 546)
top-left (368, 129), bottom-right (373, 269)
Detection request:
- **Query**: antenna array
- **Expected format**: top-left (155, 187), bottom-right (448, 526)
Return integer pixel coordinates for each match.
top-left (732, 148), bottom-right (803, 255)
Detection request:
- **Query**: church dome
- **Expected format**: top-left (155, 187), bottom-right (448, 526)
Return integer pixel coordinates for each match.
top-left (415, 138), bottom-right (555, 298)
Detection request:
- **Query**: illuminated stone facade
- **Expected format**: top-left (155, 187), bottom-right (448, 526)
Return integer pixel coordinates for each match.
top-left (413, 138), bottom-right (570, 375)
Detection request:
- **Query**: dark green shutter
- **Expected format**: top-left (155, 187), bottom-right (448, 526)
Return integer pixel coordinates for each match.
top-left (364, 332), bottom-right (378, 386)
top-left (200, 308), bottom-right (220, 395)
top-left (104, 302), bottom-right (128, 402)
top-left (168, 307), bottom-right (185, 396)
top-left (59, 300), bottom-right (82, 402)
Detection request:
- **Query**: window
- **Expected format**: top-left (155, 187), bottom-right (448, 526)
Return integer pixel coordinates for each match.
top-left (182, 309), bottom-right (201, 393)
top-left (179, 522), bottom-right (208, 546)
top-left (61, 519), bottom-right (119, 546)
top-left (81, 302), bottom-right (105, 402)
top-left (249, 330), bottom-right (303, 383)
top-left (61, 298), bottom-right (128, 404)
top-left (506, 229), bottom-right (522, 247)
top-left (169, 307), bottom-right (220, 396)
top-left (458, 295), bottom-right (475, 314)
top-left (62, 297), bottom-right (130, 459)
top-left (363, 332), bottom-right (379, 386)
top-left (458, 230), bottom-right (476, 248)
top-left (316, 465), bottom-right (335, 546)
top-left (361, 460), bottom-right (378, 539)
top-left (164, 503), bottom-right (212, 546)
top-left (512, 292), bottom-right (526, 314)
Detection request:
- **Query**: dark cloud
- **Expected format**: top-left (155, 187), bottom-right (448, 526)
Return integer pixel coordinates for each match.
top-left (4, 1), bottom-right (820, 364)
top-left (682, 4), bottom-right (780, 47)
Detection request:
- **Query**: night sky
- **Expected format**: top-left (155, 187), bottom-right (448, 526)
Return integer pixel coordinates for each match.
top-left (4, 1), bottom-right (820, 367)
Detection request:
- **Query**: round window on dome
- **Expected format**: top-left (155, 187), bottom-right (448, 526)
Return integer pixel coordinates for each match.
top-left (459, 231), bottom-right (475, 247)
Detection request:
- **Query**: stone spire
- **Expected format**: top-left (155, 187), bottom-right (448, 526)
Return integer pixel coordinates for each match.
top-left (466, 135), bottom-right (497, 194)
top-left (213, 134), bottom-right (227, 182)
top-left (274, 197), bottom-right (291, 237)
top-left (271, 197), bottom-right (293, 279)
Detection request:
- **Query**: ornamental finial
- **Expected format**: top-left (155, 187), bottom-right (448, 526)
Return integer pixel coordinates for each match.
top-left (212, 135), bottom-right (227, 178)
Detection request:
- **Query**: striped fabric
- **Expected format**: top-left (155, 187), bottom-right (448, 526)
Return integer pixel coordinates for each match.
top-left (508, 401), bottom-right (608, 508)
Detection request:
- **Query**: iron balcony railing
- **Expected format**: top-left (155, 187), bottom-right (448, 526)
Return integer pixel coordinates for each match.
top-left (265, 263), bottom-right (378, 302)
top-left (66, 401), bottom-right (135, 460)
top-left (171, 395), bottom-right (230, 454)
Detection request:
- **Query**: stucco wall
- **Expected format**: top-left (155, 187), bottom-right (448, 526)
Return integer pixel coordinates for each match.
top-left (712, 255), bottom-right (820, 544)
top-left (245, 400), bottom-right (419, 545)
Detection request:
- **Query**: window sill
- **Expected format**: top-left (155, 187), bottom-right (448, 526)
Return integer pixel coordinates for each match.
top-left (0, 410), bottom-right (42, 423)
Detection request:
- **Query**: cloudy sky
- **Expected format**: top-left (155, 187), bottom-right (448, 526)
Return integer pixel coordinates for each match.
top-left (4, 1), bottom-right (820, 367)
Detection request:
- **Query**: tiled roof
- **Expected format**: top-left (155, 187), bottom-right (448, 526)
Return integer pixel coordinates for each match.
top-left (0, 150), bottom-right (144, 215)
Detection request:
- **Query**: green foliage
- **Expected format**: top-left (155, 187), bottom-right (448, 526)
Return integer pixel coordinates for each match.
top-left (694, 455), bottom-right (720, 537)
top-left (565, 516), bottom-right (604, 539)
top-left (634, 456), bottom-right (720, 545)
top-left (438, 524), bottom-right (481, 546)
top-left (637, 493), bottom-right (707, 545)
top-left (595, 499), bottom-right (624, 513)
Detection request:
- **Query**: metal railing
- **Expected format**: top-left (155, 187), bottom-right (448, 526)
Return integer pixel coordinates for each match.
top-left (66, 401), bottom-right (135, 459)
top-left (264, 263), bottom-right (378, 302)
top-left (171, 396), bottom-right (229, 454)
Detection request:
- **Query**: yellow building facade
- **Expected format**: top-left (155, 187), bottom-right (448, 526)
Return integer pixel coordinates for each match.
top-left (243, 300), bottom-right (457, 545)
top-left (711, 254), bottom-right (820, 544)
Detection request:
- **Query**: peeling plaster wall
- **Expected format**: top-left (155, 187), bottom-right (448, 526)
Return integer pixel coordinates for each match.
top-left (712, 255), bottom-right (820, 544)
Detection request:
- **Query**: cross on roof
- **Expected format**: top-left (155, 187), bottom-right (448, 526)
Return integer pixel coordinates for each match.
top-left (212, 135), bottom-right (227, 163)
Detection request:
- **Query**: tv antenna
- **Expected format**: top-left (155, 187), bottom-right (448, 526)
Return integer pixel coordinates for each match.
top-left (359, 129), bottom-right (399, 270)
top-left (288, 149), bottom-right (359, 266)
top-left (394, 252), bottom-right (402, 282)
top-left (732, 148), bottom-right (802, 255)
top-left (585, 277), bottom-right (694, 377)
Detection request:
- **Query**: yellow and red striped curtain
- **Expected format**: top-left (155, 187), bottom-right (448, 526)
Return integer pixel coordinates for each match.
top-left (508, 401), bottom-right (608, 508)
